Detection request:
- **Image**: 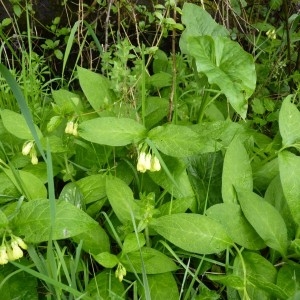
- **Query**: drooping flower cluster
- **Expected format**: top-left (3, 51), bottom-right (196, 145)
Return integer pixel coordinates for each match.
top-left (0, 235), bottom-right (27, 265)
top-left (65, 120), bottom-right (78, 136)
top-left (22, 140), bottom-right (38, 165)
top-left (137, 144), bottom-right (161, 173)
top-left (266, 29), bottom-right (276, 40)
top-left (115, 262), bottom-right (127, 282)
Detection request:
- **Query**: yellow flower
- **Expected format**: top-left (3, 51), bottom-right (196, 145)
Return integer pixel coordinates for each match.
top-left (137, 152), bottom-right (147, 173)
top-left (115, 263), bottom-right (126, 282)
top-left (0, 246), bottom-right (8, 265)
top-left (150, 156), bottom-right (161, 172)
top-left (22, 141), bottom-right (34, 156)
top-left (65, 121), bottom-right (74, 134)
top-left (11, 241), bottom-right (23, 260)
top-left (15, 237), bottom-right (27, 250)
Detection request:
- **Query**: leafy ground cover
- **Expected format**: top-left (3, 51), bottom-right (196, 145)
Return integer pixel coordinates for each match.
top-left (0, 0), bottom-right (300, 299)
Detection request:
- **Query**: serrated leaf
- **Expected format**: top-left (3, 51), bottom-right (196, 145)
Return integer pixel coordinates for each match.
top-left (79, 117), bottom-right (146, 146)
top-left (148, 124), bottom-right (204, 157)
top-left (279, 95), bottom-right (300, 147)
top-left (150, 213), bottom-right (233, 254)
top-left (206, 203), bottom-right (265, 250)
top-left (222, 138), bottom-right (252, 203)
top-left (237, 190), bottom-right (288, 255)
top-left (1, 109), bottom-right (43, 140)
top-left (106, 176), bottom-right (140, 224)
top-left (120, 247), bottom-right (178, 274)
top-left (13, 199), bottom-right (99, 243)
top-left (278, 150), bottom-right (300, 226)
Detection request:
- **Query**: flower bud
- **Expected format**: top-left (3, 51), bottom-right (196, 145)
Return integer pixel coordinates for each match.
top-left (30, 148), bottom-right (38, 165)
top-left (115, 263), bottom-right (126, 282)
top-left (150, 156), bottom-right (161, 172)
top-left (137, 152), bottom-right (147, 173)
top-left (65, 121), bottom-right (74, 134)
top-left (0, 246), bottom-right (8, 265)
top-left (11, 241), bottom-right (23, 260)
top-left (72, 122), bottom-right (78, 136)
top-left (145, 153), bottom-right (152, 170)
top-left (22, 141), bottom-right (34, 156)
top-left (15, 237), bottom-right (27, 250)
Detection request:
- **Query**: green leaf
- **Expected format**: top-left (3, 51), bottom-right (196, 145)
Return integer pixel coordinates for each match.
top-left (148, 124), bottom-right (204, 157)
top-left (106, 176), bottom-right (140, 224)
top-left (186, 36), bottom-right (256, 118)
top-left (120, 247), bottom-right (178, 274)
top-left (207, 274), bottom-right (244, 290)
top-left (138, 273), bottom-right (179, 300)
top-left (150, 213), bottom-right (233, 254)
top-left (79, 117), bottom-right (146, 146)
top-left (206, 203), bottom-right (265, 250)
top-left (144, 97), bottom-right (168, 129)
top-left (1, 109), bottom-right (43, 140)
top-left (52, 89), bottom-right (83, 114)
top-left (13, 199), bottom-right (99, 243)
top-left (159, 197), bottom-right (193, 216)
top-left (77, 66), bottom-right (115, 114)
top-left (237, 190), bottom-right (288, 255)
top-left (279, 95), bottom-right (300, 147)
top-left (222, 138), bottom-right (252, 204)
top-left (123, 233), bottom-right (146, 254)
top-left (4, 169), bottom-right (47, 201)
top-left (76, 174), bottom-right (106, 204)
top-left (270, 0), bottom-right (282, 10)
top-left (93, 252), bottom-right (119, 268)
top-left (277, 264), bottom-right (300, 298)
top-left (86, 271), bottom-right (124, 298)
top-left (278, 150), bottom-right (300, 226)
top-left (0, 209), bottom-right (9, 227)
top-left (180, 3), bottom-right (229, 53)
top-left (72, 223), bottom-right (110, 255)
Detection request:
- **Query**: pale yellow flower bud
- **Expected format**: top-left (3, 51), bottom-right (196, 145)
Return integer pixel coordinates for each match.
top-left (145, 153), bottom-right (152, 170)
top-left (137, 152), bottom-right (147, 173)
top-left (11, 241), bottom-right (23, 260)
top-left (72, 123), bottom-right (78, 136)
top-left (15, 237), bottom-right (27, 250)
top-left (115, 263), bottom-right (126, 282)
top-left (65, 121), bottom-right (74, 134)
top-left (22, 141), bottom-right (34, 156)
top-left (150, 156), bottom-right (161, 172)
top-left (0, 246), bottom-right (8, 265)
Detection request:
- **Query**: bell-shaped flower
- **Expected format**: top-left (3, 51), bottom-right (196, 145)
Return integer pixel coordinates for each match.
top-left (0, 246), bottom-right (8, 265)
top-left (115, 263), bottom-right (127, 282)
top-left (14, 237), bottom-right (28, 250)
top-left (150, 156), bottom-right (161, 172)
top-left (65, 121), bottom-right (74, 134)
top-left (30, 148), bottom-right (38, 165)
top-left (11, 241), bottom-right (23, 260)
top-left (137, 152), bottom-right (147, 173)
top-left (144, 153), bottom-right (152, 170)
top-left (22, 141), bottom-right (34, 156)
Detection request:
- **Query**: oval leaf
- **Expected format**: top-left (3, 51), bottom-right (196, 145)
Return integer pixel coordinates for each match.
top-left (79, 117), bottom-right (146, 146)
top-left (150, 213), bottom-right (233, 254)
top-left (237, 190), bottom-right (288, 255)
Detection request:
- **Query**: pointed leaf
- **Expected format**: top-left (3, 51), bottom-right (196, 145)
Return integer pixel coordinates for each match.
top-left (206, 203), bottom-right (265, 250)
top-left (278, 150), bottom-right (300, 226)
top-left (106, 176), bottom-right (140, 224)
top-left (222, 138), bottom-right (252, 203)
top-left (238, 190), bottom-right (288, 255)
top-left (150, 213), bottom-right (233, 254)
top-left (186, 36), bottom-right (256, 118)
top-left (279, 95), bottom-right (300, 147)
top-left (79, 117), bottom-right (146, 146)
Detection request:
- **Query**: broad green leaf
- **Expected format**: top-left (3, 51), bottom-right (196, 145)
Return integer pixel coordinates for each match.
top-left (238, 190), bottom-right (288, 255)
top-left (72, 223), bottom-right (110, 255)
top-left (144, 97), bottom-right (168, 129)
top-left (186, 36), bottom-right (256, 118)
top-left (1, 109), bottom-right (43, 140)
top-left (13, 199), bottom-right (99, 243)
top-left (138, 273), bottom-right (179, 300)
top-left (86, 271), bottom-right (124, 299)
top-left (76, 174), bottom-right (106, 204)
top-left (79, 117), bottom-right (146, 146)
top-left (222, 138), bottom-right (252, 204)
top-left (93, 252), bottom-right (119, 268)
top-left (180, 3), bottom-right (229, 53)
top-left (206, 203), bottom-right (265, 250)
top-left (106, 176), bottom-right (140, 224)
top-left (0, 262), bottom-right (38, 300)
top-left (120, 247), bottom-right (178, 274)
top-left (77, 66), bottom-right (115, 114)
top-left (277, 264), bottom-right (300, 298)
top-left (123, 233), bottom-right (146, 254)
top-left (207, 274), bottom-right (244, 290)
top-left (52, 89), bottom-right (83, 114)
top-left (149, 156), bottom-right (195, 206)
top-left (4, 169), bottom-right (47, 200)
top-left (0, 209), bottom-right (9, 227)
top-left (0, 172), bottom-right (20, 203)
top-left (150, 213), bottom-right (233, 254)
top-left (41, 136), bottom-right (68, 153)
top-left (278, 150), bottom-right (300, 226)
top-left (159, 197), bottom-right (193, 216)
top-left (234, 251), bottom-right (287, 299)
top-left (265, 175), bottom-right (296, 239)
top-left (279, 95), bottom-right (300, 147)
top-left (148, 124), bottom-right (204, 157)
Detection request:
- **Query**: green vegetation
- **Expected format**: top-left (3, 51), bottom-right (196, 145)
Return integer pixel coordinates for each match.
top-left (0, 0), bottom-right (300, 299)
